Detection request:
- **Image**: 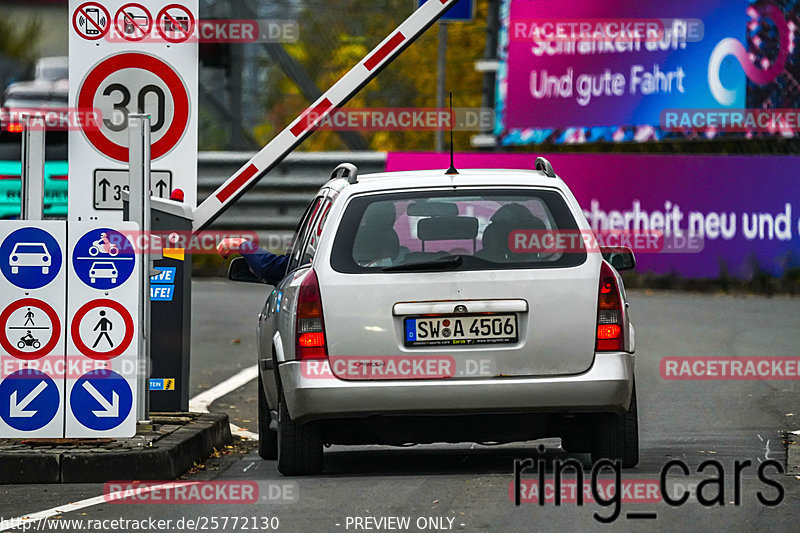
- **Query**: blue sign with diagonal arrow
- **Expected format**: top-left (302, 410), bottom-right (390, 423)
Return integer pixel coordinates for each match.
top-left (0, 370), bottom-right (60, 432)
top-left (70, 369), bottom-right (133, 431)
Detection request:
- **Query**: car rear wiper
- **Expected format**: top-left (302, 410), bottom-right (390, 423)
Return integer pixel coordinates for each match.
top-left (382, 255), bottom-right (463, 272)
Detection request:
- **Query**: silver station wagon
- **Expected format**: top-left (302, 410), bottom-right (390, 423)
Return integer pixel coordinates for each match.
top-left (229, 158), bottom-right (638, 475)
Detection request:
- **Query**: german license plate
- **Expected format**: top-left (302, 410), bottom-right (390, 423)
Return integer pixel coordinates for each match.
top-left (404, 314), bottom-right (517, 347)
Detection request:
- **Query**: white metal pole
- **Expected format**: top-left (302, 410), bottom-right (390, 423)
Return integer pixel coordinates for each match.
top-left (20, 114), bottom-right (45, 220)
top-left (129, 114), bottom-right (152, 423)
top-left (435, 21), bottom-right (448, 153)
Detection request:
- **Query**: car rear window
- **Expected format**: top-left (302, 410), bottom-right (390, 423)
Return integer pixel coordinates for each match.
top-left (14, 244), bottom-right (47, 254)
top-left (330, 188), bottom-right (586, 273)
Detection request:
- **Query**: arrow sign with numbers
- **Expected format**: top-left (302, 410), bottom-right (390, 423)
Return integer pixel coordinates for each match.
top-left (93, 169), bottom-right (172, 210)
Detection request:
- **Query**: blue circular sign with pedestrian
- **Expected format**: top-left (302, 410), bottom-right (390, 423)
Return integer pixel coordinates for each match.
top-left (0, 370), bottom-right (60, 431)
top-left (0, 227), bottom-right (63, 289)
top-left (72, 228), bottom-right (135, 290)
top-left (70, 369), bottom-right (133, 431)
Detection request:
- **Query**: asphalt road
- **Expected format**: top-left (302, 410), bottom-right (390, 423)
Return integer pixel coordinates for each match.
top-left (1, 280), bottom-right (799, 532)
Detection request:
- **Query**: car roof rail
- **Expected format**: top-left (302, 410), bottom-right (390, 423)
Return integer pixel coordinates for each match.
top-left (331, 163), bottom-right (359, 184)
top-left (535, 157), bottom-right (556, 178)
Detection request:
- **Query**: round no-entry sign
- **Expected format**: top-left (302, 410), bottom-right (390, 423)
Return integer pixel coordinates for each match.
top-left (71, 299), bottom-right (134, 360)
top-left (0, 299), bottom-right (61, 361)
top-left (77, 52), bottom-right (190, 162)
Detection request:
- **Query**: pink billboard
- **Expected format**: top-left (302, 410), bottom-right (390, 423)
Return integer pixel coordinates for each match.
top-left (386, 152), bottom-right (800, 279)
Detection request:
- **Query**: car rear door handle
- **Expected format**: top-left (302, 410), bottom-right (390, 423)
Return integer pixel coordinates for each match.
top-left (392, 299), bottom-right (528, 316)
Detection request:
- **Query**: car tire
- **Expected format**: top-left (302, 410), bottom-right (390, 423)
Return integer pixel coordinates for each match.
top-left (257, 372), bottom-right (278, 460)
top-left (277, 390), bottom-right (323, 476)
top-left (590, 384), bottom-right (639, 468)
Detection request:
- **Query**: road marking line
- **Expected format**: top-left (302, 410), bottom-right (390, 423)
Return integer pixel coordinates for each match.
top-left (189, 364), bottom-right (259, 440)
top-left (0, 481), bottom-right (198, 530)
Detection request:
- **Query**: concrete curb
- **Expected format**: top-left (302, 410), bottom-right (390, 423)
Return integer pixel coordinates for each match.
top-left (0, 413), bottom-right (232, 484)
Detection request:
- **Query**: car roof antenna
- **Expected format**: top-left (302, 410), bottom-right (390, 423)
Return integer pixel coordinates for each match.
top-left (445, 92), bottom-right (459, 175)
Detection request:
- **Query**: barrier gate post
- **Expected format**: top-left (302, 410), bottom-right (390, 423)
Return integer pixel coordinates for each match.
top-left (129, 114), bottom-right (152, 423)
top-left (20, 114), bottom-right (45, 220)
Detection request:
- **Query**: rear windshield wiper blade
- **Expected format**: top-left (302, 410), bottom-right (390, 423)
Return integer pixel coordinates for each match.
top-left (382, 255), bottom-right (463, 272)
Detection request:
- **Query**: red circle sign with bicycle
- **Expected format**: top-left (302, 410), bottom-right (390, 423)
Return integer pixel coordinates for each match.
top-left (77, 53), bottom-right (190, 162)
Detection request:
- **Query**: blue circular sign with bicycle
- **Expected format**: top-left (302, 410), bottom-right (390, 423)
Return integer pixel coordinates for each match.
top-left (72, 228), bottom-right (136, 290)
top-left (0, 227), bottom-right (63, 289)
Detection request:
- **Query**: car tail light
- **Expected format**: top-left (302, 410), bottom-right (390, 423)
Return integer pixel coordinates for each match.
top-left (596, 261), bottom-right (624, 351)
top-left (6, 123), bottom-right (23, 133)
top-left (296, 269), bottom-right (328, 360)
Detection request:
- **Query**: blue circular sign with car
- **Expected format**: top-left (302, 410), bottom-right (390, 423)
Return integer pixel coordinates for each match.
top-left (0, 227), bottom-right (63, 289)
top-left (72, 228), bottom-right (135, 290)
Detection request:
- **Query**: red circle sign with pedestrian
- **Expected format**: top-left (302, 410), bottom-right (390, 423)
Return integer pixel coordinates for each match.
top-left (0, 298), bottom-right (61, 361)
top-left (77, 52), bottom-right (190, 162)
top-left (71, 299), bottom-right (134, 360)
top-left (157, 4), bottom-right (196, 44)
top-left (115, 3), bottom-right (153, 42)
top-left (73, 2), bottom-right (111, 41)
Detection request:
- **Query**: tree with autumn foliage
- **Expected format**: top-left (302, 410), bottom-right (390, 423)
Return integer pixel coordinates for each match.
top-left (255, 0), bottom-right (487, 152)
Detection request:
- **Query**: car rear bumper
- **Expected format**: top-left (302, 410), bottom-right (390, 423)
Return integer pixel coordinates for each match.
top-left (280, 352), bottom-right (634, 423)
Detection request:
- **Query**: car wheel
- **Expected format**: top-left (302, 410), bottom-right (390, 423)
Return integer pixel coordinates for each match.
top-left (277, 390), bottom-right (323, 476)
top-left (590, 384), bottom-right (639, 468)
top-left (257, 372), bottom-right (278, 460)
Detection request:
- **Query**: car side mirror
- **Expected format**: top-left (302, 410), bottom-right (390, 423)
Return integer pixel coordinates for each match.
top-left (600, 246), bottom-right (636, 271)
top-left (227, 257), bottom-right (266, 284)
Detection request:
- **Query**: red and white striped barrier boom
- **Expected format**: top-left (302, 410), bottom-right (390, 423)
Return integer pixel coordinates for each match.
top-left (193, 0), bottom-right (460, 231)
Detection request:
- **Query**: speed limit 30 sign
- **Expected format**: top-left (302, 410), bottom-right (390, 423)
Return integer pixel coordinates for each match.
top-left (77, 53), bottom-right (190, 162)
top-left (68, 0), bottom-right (198, 221)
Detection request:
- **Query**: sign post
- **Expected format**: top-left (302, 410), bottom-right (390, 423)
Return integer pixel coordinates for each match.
top-left (68, 0), bottom-right (198, 221)
top-left (20, 115), bottom-right (45, 221)
top-left (65, 223), bottom-right (140, 437)
top-left (0, 222), bottom-right (67, 438)
top-left (128, 114), bottom-right (152, 422)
